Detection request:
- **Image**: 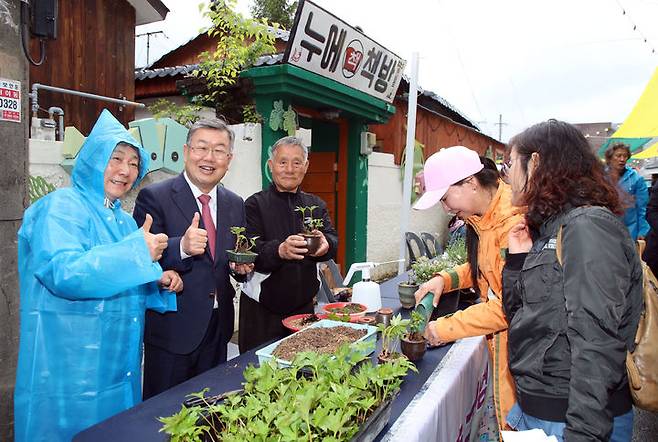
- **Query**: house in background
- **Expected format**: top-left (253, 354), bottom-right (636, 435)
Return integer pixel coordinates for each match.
top-left (132, 2), bottom-right (504, 269)
top-left (29, 0), bottom-right (169, 134)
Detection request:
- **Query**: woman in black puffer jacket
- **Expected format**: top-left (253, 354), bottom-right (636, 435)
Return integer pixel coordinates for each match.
top-left (501, 120), bottom-right (643, 442)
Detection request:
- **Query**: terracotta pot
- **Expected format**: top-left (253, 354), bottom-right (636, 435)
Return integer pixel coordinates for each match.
top-left (397, 282), bottom-right (419, 309)
top-left (400, 336), bottom-right (427, 362)
top-left (225, 250), bottom-right (258, 264)
top-left (301, 233), bottom-right (322, 254)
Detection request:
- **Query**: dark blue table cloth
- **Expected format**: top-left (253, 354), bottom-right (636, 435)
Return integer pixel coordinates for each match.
top-left (74, 274), bottom-right (452, 441)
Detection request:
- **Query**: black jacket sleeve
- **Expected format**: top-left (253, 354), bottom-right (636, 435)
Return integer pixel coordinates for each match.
top-left (561, 214), bottom-right (631, 441)
top-left (502, 252), bottom-right (526, 323)
top-left (245, 194), bottom-right (286, 274)
top-left (646, 181), bottom-right (658, 232)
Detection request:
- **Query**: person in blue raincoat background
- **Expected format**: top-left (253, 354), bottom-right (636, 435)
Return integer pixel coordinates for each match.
top-left (605, 142), bottom-right (650, 240)
top-left (14, 109), bottom-right (182, 442)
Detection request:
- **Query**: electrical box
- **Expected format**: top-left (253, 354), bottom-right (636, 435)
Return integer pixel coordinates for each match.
top-left (32, 0), bottom-right (58, 39)
top-left (360, 131), bottom-right (377, 156)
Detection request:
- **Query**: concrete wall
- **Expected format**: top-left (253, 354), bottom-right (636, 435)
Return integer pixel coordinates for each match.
top-left (367, 152), bottom-right (448, 279)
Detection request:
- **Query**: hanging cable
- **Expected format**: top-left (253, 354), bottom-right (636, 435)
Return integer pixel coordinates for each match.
top-left (20, 0), bottom-right (46, 66)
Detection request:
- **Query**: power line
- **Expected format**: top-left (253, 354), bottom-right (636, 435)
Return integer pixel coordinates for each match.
top-left (615, 0), bottom-right (657, 55)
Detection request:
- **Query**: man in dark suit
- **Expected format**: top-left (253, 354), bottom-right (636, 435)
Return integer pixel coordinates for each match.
top-left (133, 118), bottom-right (252, 399)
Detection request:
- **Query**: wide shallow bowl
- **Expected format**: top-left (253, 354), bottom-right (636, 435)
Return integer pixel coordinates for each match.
top-left (281, 313), bottom-right (328, 332)
top-left (322, 302), bottom-right (368, 318)
top-left (256, 319), bottom-right (378, 368)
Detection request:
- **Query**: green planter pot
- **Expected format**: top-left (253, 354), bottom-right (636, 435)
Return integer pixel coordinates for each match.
top-left (226, 250), bottom-right (258, 264)
top-left (397, 282), bottom-right (419, 309)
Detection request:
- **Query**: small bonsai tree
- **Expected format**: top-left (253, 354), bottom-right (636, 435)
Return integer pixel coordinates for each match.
top-left (377, 314), bottom-right (410, 360)
top-left (230, 226), bottom-right (257, 253)
top-left (294, 205), bottom-right (324, 235)
top-left (405, 310), bottom-right (425, 342)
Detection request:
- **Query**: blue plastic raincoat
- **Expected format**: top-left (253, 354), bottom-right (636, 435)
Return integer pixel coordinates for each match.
top-left (14, 110), bottom-right (176, 442)
top-left (618, 165), bottom-right (650, 240)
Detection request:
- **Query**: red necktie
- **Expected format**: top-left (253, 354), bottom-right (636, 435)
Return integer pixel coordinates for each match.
top-left (197, 194), bottom-right (216, 260)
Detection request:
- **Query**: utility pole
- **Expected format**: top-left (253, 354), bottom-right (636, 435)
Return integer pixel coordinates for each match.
top-left (0, 1), bottom-right (29, 440)
top-left (494, 113), bottom-right (507, 141)
top-left (136, 31), bottom-right (165, 66)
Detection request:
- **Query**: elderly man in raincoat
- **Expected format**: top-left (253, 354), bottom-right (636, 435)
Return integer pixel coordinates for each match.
top-left (14, 109), bottom-right (181, 442)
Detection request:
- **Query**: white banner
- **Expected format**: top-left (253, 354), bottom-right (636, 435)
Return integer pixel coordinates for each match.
top-left (285, 0), bottom-right (405, 103)
top-left (382, 336), bottom-right (491, 442)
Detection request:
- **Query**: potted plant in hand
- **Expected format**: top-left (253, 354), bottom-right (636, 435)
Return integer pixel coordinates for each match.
top-left (226, 226), bottom-right (258, 264)
top-left (400, 310), bottom-right (427, 362)
top-left (377, 314), bottom-right (410, 363)
top-left (294, 205), bottom-right (324, 255)
top-left (397, 270), bottom-right (418, 309)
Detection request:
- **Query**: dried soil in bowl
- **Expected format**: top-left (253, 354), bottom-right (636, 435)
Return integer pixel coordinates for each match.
top-left (323, 302), bottom-right (368, 318)
top-left (272, 326), bottom-right (367, 361)
top-left (282, 313), bottom-right (327, 332)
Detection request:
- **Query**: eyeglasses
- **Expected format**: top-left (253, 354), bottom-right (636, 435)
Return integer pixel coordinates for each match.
top-left (500, 159), bottom-right (512, 183)
top-left (188, 145), bottom-right (231, 159)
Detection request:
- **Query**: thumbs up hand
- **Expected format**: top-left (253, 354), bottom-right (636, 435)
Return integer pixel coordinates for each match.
top-left (181, 212), bottom-right (208, 256)
top-left (143, 213), bottom-right (168, 262)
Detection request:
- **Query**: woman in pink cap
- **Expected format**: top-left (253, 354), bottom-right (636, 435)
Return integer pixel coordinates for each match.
top-left (413, 145), bottom-right (524, 434)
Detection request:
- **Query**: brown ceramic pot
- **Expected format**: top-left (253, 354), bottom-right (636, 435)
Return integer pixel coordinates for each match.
top-left (400, 335), bottom-right (427, 362)
top-left (301, 233), bottom-right (322, 254)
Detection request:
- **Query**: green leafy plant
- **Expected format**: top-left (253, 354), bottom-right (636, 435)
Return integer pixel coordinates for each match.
top-left (250, 0), bottom-right (298, 29)
top-left (410, 237), bottom-right (467, 284)
top-left (294, 205), bottom-right (324, 234)
top-left (326, 312), bottom-right (351, 322)
top-left (196, 0), bottom-right (277, 102)
top-left (377, 314), bottom-right (410, 360)
top-left (405, 311), bottom-right (425, 342)
top-left (159, 345), bottom-right (416, 440)
top-left (147, 98), bottom-right (203, 127)
top-left (229, 226), bottom-right (257, 253)
top-left (241, 104), bottom-right (263, 124)
top-left (28, 175), bottom-right (56, 204)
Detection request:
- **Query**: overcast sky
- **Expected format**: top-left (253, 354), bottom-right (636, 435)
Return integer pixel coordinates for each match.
top-left (136, 0), bottom-right (658, 142)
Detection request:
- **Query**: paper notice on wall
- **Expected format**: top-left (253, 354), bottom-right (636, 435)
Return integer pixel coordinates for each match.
top-left (0, 78), bottom-right (21, 123)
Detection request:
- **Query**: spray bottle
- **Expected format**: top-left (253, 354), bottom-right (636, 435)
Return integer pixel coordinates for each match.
top-left (342, 262), bottom-right (381, 312)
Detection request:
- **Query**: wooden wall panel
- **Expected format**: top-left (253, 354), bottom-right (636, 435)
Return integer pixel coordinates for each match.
top-left (29, 0), bottom-right (136, 135)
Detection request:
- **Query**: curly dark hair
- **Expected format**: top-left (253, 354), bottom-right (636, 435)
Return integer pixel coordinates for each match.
top-left (508, 119), bottom-right (622, 229)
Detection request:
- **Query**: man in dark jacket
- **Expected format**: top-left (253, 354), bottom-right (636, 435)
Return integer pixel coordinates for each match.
top-left (238, 136), bottom-right (338, 352)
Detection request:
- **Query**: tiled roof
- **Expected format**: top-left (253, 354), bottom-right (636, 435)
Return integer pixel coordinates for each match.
top-left (135, 64), bottom-right (199, 80)
top-left (135, 53), bottom-right (284, 80)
